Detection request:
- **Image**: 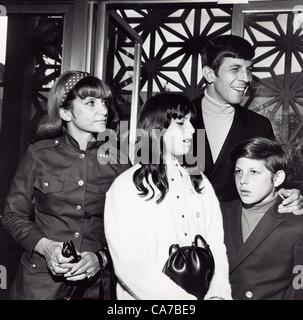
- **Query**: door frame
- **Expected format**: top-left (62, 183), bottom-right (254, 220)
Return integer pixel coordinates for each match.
top-left (94, 2), bottom-right (142, 163)
top-left (232, 0), bottom-right (303, 36)
top-left (2, 1), bottom-right (75, 71)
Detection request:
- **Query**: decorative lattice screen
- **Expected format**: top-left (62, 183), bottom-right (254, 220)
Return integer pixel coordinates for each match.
top-left (243, 12), bottom-right (303, 146)
top-left (108, 5), bottom-right (232, 120)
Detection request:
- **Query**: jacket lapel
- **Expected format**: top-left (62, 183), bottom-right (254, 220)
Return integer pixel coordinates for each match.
top-left (224, 201), bottom-right (243, 260)
top-left (229, 199), bottom-right (284, 273)
top-left (194, 97), bottom-right (215, 175)
top-left (195, 99), bottom-right (253, 184)
top-left (204, 132), bottom-right (215, 176)
top-left (210, 108), bottom-right (244, 185)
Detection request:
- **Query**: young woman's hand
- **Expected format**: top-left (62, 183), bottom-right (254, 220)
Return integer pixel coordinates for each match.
top-left (63, 251), bottom-right (100, 281)
top-left (34, 237), bottom-right (74, 275)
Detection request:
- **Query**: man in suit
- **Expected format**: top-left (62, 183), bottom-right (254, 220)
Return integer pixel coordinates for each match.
top-left (221, 137), bottom-right (303, 299)
top-left (193, 35), bottom-right (302, 212)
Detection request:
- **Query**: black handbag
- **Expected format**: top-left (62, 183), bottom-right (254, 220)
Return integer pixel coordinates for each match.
top-left (162, 234), bottom-right (215, 300)
top-left (59, 241), bottom-right (116, 300)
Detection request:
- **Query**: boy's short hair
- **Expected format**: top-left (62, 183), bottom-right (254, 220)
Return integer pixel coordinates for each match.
top-left (201, 35), bottom-right (255, 74)
top-left (230, 137), bottom-right (289, 175)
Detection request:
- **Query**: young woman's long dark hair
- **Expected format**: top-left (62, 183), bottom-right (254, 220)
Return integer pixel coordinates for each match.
top-left (37, 70), bottom-right (112, 138)
top-left (133, 92), bottom-right (203, 204)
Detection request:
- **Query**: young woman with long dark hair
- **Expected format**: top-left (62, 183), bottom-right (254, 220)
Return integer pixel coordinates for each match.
top-left (105, 92), bottom-right (231, 300)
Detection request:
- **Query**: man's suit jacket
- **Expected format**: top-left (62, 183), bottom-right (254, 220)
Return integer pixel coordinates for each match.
top-left (221, 199), bottom-right (303, 300)
top-left (193, 97), bottom-right (275, 202)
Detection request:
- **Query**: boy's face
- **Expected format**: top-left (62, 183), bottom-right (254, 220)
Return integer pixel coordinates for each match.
top-left (207, 57), bottom-right (252, 105)
top-left (234, 157), bottom-right (276, 206)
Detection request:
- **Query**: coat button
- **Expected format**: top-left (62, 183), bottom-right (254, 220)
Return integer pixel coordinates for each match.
top-left (76, 205), bottom-right (82, 210)
top-left (32, 264), bottom-right (36, 268)
top-left (74, 232), bottom-right (80, 238)
top-left (245, 291), bottom-right (253, 299)
top-left (195, 211), bottom-right (200, 218)
top-left (43, 182), bottom-right (49, 187)
top-left (78, 180), bottom-right (84, 186)
top-left (54, 139), bottom-right (59, 144)
top-left (79, 153), bottom-right (85, 159)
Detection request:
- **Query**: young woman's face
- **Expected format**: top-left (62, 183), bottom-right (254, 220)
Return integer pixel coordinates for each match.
top-left (163, 113), bottom-right (195, 160)
top-left (208, 57), bottom-right (252, 105)
top-left (234, 157), bottom-right (276, 206)
top-left (66, 96), bottom-right (108, 134)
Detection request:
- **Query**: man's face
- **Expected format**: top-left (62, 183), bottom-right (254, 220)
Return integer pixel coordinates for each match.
top-left (207, 57), bottom-right (252, 105)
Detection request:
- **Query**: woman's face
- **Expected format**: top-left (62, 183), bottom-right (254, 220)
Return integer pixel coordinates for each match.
top-left (64, 96), bottom-right (108, 134)
top-left (163, 113), bottom-right (195, 160)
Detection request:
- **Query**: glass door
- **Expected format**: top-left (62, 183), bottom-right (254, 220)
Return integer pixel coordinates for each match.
top-left (94, 3), bottom-right (142, 163)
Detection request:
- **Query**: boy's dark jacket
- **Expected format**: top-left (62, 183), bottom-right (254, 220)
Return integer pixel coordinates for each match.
top-left (221, 198), bottom-right (303, 300)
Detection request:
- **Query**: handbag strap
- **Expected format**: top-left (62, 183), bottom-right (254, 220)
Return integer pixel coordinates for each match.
top-left (98, 246), bottom-right (117, 300)
top-left (169, 235), bottom-right (209, 253)
top-left (168, 244), bottom-right (180, 255)
top-left (194, 234), bottom-right (209, 248)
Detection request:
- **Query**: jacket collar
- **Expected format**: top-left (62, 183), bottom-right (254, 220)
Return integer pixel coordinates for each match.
top-left (62, 129), bottom-right (104, 152)
top-left (229, 197), bottom-right (284, 273)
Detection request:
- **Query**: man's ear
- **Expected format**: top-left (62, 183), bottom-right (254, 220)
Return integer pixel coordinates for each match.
top-left (273, 170), bottom-right (286, 187)
top-left (202, 66), bottom-right (216, 84)
top-left (59, 108), bottom-right (72, 122)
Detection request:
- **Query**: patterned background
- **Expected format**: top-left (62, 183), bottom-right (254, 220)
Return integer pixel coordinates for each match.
top-left (2, 4), bottom-right (302, 179)
top-left (107, 4), bottom-right (303, 181)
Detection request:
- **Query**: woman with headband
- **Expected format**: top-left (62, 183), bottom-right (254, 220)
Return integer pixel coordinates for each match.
top-left (1, 71), bottom-right (129, 299)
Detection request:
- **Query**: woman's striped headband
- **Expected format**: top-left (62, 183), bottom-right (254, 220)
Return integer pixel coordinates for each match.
top-left (61, 72), bottom-right (90, 107)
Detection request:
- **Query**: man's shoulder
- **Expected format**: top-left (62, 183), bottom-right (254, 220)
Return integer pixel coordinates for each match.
top-left (236, 106), bottom-right (271, 123)
top-left (280, 209), bottom-right (303, 224)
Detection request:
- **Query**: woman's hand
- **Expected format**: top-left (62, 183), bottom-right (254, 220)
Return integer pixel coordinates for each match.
top-left (63, 251), bottom-right (100, 281)
top-left (34, 237), bottom-right (74, 275)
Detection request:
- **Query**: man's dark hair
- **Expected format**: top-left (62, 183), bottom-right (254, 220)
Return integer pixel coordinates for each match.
top-left (201, 35), bottom-right (255, 74)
